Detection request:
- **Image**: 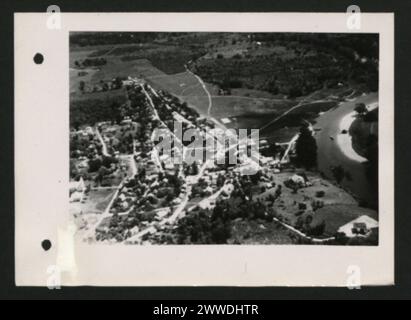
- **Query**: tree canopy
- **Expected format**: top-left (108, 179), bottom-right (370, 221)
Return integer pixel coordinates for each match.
top-left (295, 124), bottom-right (317, 169)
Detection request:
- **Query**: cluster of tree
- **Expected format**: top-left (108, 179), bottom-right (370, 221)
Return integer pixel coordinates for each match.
top-left (70, 32), bottom-right (161, 47)
top-left (109, 132), bottom-right (134, 155)
top-left (95, 213), bottom-right (128, 242)
top-left (74, 32), bottom-right (216, 48)
top-left (350, 106), bottom-right (378, 199)
top-left (176, 194), bottom-right (277, 244)
top-left (70, 133), bottom-right (101, 158)
top-left (330, 165), bottom-right (347, 184)
top-left (251, 33), bottom-right (379, 61)
top-left (193, 53), bottom-right (338, 97)
top-left (329, 165), bottom-right (352, 185)
top-left (70, 95), bottom-right (126, 129)
top-left (219, 77), bottom-right (243, 91)
top-left (88, 155), bottom-right (118, 173)
top-left (364, 134), bottom-right (378, 196)
top-left (295, 124), bottom-right (317, 169)
top-left (88, 155), bottom-right (119, 186)
top-left (184, 162), bottom-right (199, 176)
top-left (294, 215), bottom-right (326, 237)
top-left (74, 57), bottom-right (107, 68)
top-left (176, 209), bottom-right (231, 244)
top-left (71, 84), bottom-right (155, 131)
top-left (79, 77), bottom-right (125, 95)
top-left (355, 103), bottom-right (378, 122)
top-left (265, 185), bottom-right (282, 207)
top-left (327, 228), bottom-right (378, 246)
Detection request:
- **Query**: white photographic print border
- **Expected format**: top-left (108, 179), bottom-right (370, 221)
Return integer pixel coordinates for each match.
top-left (15, 12), bottom-right (394, 287)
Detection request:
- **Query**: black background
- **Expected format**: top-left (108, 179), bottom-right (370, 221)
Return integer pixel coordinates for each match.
top-left (0, 0), bottom-right (410, 300)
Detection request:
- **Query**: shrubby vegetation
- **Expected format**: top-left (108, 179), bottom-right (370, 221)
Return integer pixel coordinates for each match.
top-left (176, 197), bottom-right (277, 244)
top-left (350, 108), bottom-right (378, 193)
top-left (74, 57), bottom-right (107, 68)
top-left (191, 33), bottom-right (378, 97)
top-left (70, 32), bottom-right (161, 47)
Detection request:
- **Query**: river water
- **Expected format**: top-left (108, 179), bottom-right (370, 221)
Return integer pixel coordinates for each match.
top-left (314, 92), bottom-right (378, 206)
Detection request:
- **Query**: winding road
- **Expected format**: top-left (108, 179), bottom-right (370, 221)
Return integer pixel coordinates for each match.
top-left (185, 65), bottom-right (213, 116)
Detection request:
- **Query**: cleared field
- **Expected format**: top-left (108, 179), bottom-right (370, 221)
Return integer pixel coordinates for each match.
top-left (69, 48), bottom-right (97, 67)
top-left (70, 189), bottom-right (116, 216)
top-left (143, 69), bottom-right (217, 115)
top-left (209, 96), bottom-right (294, 118)
top-left (91, 58), bottom-right (161, 83)
top-left (70, 86), bottom-right (127, 103)
top-left (148, 72), bottom-right (295, 119)
top-left (230, 88), bottom-right (285, 99)
top-left (71, 45), bottom-right (170, 90)
top-left (70, 68), bottom-right (99, 94)
top-left (70, 44), bottom-right (114, 54)
top-left (146, 71), bottom-right (201, 95)
top-left (108, 44), bottom-right (162, 56)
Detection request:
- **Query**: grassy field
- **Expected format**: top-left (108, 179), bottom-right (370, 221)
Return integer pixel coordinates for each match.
top-left (146, 70), bottom-right (296, 120)
top-left (70, 189), bottom-right (116, 216)
top-left (70, 68), bottom-right (99, 94)
top-left (255, 172), bottom-right (360, 228)
top-left (230, 88), bottom-right (285, 99)
top-left (251, 170), bottom-right (378, 239)
top-left (146, 71), bottom-right (202, 96)
top-left (209, 96), bottom-right (294, 118)
top-left (69, 47), bottom-right (97, 67)
top-left (71, 85), bottom-right (127, 102)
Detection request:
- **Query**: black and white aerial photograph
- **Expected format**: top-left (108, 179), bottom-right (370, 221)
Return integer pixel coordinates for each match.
top-left (69, 32), bottom-right (379, 246)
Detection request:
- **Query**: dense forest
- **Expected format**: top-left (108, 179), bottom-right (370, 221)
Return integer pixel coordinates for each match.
top-left (70, 32), bottom-right (198, 47)
top-left (70, 94), bottom-right (126, 129)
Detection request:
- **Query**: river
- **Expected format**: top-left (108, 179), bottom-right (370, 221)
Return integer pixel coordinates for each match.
top-left (314, 92), bottom-right (378, 206)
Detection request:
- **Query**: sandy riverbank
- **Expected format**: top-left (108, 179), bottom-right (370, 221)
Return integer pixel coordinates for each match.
top-left (336, 101), bottom-right (378, 163)
top-left (315, 92), bottom-right (378, 205)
